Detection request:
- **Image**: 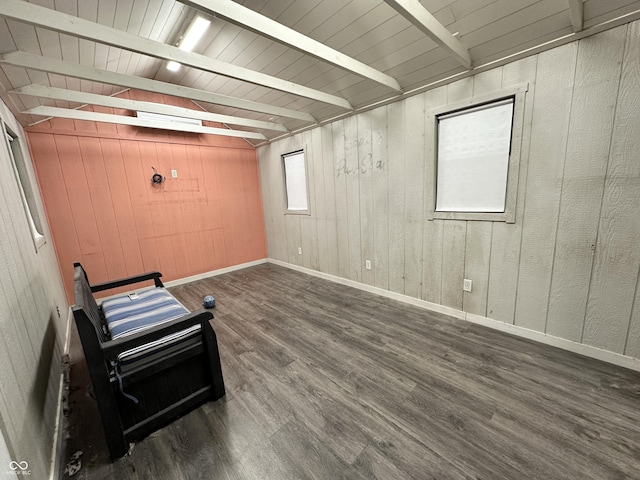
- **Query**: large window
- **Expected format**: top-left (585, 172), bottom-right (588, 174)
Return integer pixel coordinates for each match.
top-left (427, 85), bottom-right (528, 223)
top-left (282, 150), bottom-right (310, 214)
top-left (3, 123), bottom-right (45, 250)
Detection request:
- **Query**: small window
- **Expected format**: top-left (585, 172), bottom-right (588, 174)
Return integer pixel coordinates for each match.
top-left (436, 97), bottom-right (514, 212)
top-left (3, 124), bottom-right (45, 250)
top-left (427, 85), bottom-right (528, 223)
top-left (282, 150), bottom-right (310, 214)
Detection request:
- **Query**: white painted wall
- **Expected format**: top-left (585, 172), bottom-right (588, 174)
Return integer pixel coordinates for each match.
top-left (0, 428), bottom-right (12, 478)
top-left (0, 99), bottom-right (69, 479)
top-left (258, 21), bottom-right (640, 363)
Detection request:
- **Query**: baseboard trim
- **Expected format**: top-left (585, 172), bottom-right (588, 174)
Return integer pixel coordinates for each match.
top-left (163, 259), bottom-right (268, 288)
top-left (463, 312), bottom-right (640, 371)
top-left (63, 307), bottom-right (72, 356)
top-left (89, 259), bottom-right (270, 304)
top-left (51, 308), bottom-right (72, 480)
top-left (49, 370), bottom-right (65, 480)
top-left (267, 258), bottom-right (640, 372)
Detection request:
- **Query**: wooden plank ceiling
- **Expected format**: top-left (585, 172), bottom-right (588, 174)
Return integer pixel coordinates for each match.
top-left (0, 0), bottom-right (639, 145)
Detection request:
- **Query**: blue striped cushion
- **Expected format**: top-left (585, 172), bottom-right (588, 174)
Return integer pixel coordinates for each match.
top-left (102, 288), bottom-right (191, 340)
top-left (116, 325), bottom-right (201, 366)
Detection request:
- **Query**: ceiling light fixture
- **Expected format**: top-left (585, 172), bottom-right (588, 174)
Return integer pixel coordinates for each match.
top-left (136, 111), bottom-right (203, 127)
top-left (167, 16), bottom-right (211, 72)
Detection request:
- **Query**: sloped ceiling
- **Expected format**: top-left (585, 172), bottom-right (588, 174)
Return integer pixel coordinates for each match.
top-left (0, 0), bottom-right (639, 146)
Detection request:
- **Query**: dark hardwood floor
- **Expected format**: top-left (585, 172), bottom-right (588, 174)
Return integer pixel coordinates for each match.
top-left (63, 264), bottom-right (640, 479)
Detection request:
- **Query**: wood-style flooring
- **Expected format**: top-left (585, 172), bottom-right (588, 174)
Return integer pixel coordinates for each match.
top-left (63, 263), bottom-right (640, 479)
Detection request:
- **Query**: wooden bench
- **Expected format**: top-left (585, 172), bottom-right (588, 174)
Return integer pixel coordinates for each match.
top-left (72, 262), bottom-right (225, 460)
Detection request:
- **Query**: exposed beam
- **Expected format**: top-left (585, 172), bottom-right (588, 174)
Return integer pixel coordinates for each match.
top-left (0, 51), bottom-right (315, 122)
top-left (12, 85), bottom-right (288, 132)
top-left (256, 8), bottom-right (640, 149)
top-left (0, 0), bottom-right (351, 111)
top-left (383, 0), bottom-right (472, 69)
top-left (567, 0), bottom-right (584, 32)
top-left (24, 105), bottom-right (266, 140)
top-left (179, 0), bottom-right (403, 93)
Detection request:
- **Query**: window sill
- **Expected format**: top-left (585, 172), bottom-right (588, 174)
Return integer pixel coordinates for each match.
top-left (430, 211), bottom-right (514, 223)
top-left (284, 209), bottom-right (310, 216)
top-left (34, 233), bottom-right (46, 251)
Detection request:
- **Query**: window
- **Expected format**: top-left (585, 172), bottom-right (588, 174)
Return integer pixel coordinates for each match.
top-left (3, 123), bottom-right (45, 249)
top-left (282, 150), bottom-right (310, 214)
top-left (427, 84), bottom-right (528, 223)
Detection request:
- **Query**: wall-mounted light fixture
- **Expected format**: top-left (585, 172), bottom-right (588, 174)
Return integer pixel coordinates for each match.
top-left (167, 16), bottom-right (211, 72)
top-left (151, 166), bottom-right (165, 185)
top-left (136, 111), bottom-right (203, 127)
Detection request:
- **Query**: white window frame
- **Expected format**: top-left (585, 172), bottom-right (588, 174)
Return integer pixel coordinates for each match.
top-left (3, 122), bottom-right (46, 250)
top-left (282, 149), bottom-right (310, 215)
top-left (426, 84), bottom-right (528, 223)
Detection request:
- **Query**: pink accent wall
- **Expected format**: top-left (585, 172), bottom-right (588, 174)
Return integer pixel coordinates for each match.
top-left (26, 90), bottom-right (267, 302)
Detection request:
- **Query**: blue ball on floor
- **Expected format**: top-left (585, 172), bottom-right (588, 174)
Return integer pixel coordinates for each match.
top-left (203, 295), bottom-right (216, 309)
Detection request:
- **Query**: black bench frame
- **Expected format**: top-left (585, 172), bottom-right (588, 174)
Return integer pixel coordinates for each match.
top-left (72, 262), bottom-right (225, 460)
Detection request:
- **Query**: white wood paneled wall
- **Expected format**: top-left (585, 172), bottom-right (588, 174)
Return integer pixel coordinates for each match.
top-left (0, 99), bottom-right (68, 478)
top-left (258, 20), bottom-right (640, 361)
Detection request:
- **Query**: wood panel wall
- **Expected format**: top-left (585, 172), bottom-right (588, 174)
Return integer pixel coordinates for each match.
top-left (0, 98), bottom-right (68, 479)
top-left (258, 21), bottom-right (640, 360)
top-left (27, 90), bottom-right (267, 302)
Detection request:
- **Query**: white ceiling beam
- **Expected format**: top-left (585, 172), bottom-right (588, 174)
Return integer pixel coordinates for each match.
top-left (0, 51), bottom-right (314, 122)
top-left (567, 0), bottom-right (584, 32)
top-left (179, 0), bottom-right (403, 93)
top-left (12, 84), bottom-right (288, 132)
top-left (24, 105), bottom-right (266, 140)
top-left (0, 0), bottom-right (351, 111)
top-left (383, 0), bottom-right (471, 69)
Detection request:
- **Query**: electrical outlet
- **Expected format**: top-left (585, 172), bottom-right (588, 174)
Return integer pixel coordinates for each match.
top-left (365, 260), bottom-right (372, 270)
top-left (171, 169), bottom-right (178, 178)
top-left (463, 279), bottom-right (473, 292)
top-left (298, 247), bottom-right (302, 255)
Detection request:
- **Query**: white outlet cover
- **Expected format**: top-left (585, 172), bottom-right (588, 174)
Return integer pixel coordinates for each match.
top-left (463, 279), bottom-right (473, 292)
top-left (171, 169), bottom-right (178, 178)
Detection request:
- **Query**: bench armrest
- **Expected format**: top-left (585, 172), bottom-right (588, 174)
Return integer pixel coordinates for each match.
top-left (89, 271), bottom-right (164, 292)
top-left (101, 309), bottom-right (213, 358)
